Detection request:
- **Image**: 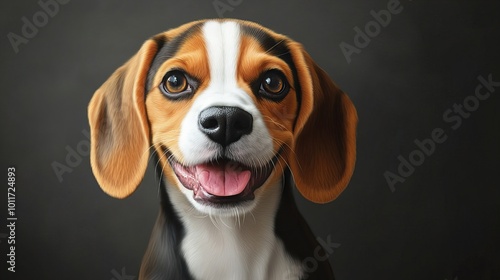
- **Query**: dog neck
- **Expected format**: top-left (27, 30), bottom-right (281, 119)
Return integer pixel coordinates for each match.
top-left (166, 178), bottom-right (302, 280)
top-left (139, 167), bottom-right (334, 280)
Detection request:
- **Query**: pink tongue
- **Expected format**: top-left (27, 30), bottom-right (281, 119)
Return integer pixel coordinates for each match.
top-left (196, 162), bottom-right (251, 196)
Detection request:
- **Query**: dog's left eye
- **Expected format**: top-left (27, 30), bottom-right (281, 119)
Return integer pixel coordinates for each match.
top-left (258, 70), bottom-right (289, 101)
top-left (160, 70), bottom-right (195, 99)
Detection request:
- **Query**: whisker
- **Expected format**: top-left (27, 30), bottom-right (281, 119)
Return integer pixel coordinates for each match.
top-left (273, 51), bottom-right (291, 58)
top-left (264, 39), bottom-right (285, 54)
top-left (240, 207), bottom-right (246, 227)
top-left (209, 209), bottom-right (222, 231)
top-left (154, 148), bottom-right (172, 196)
top-left (189, 206), bottom-right (208, 219)
top-left (263, 115), bottom-right (289, 131)
top-left (235, 208), bottom-right (241, 228)
top-left (220, 215), bottom-right (233, 229)
top-left (249, 211), bottom-right (256, 223)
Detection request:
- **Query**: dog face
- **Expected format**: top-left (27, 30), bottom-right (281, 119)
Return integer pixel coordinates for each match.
top-left (88, 19), bottom-right (357, 215)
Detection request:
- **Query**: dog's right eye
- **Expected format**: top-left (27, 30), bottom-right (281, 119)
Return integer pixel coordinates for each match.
top-left (165, 73), bottom-right (187, 93)
top-left (160, 70), bottom-right (195, 100)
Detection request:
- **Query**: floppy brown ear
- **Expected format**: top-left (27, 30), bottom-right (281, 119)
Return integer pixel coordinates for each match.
top-left (88, 40), bottom-right (158, 198)
top-left (287, 42), bottom-right (358, 203)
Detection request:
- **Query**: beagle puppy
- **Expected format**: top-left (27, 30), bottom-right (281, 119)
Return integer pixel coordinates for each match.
top-left (88, 19), bottom-right (357, 280)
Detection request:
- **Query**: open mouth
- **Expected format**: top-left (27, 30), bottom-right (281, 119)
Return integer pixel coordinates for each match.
top-left (166, 149), bottom-right (280, 206)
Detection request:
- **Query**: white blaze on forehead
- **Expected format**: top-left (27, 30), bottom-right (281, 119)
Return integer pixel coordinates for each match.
top-left (202, 21), bottom-right (241, 90)
top-left (177, 20), bottom-right (274, 167)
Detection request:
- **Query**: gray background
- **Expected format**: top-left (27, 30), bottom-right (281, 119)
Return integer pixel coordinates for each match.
top-left (1, 0), bottom-right (499, 279)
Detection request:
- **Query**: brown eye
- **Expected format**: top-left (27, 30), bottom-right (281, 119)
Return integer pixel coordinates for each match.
top-left (160, 70), bottom-right (197, 100)
top-left (263, 74), bottom-right (284, 94)
top-left (164, 72), bottom-right (187, 93)
top-left (258, 70), bottom-right (289, 101)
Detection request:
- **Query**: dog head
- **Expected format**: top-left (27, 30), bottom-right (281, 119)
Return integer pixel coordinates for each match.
top-left (88, 19), bottom-right (357, 215)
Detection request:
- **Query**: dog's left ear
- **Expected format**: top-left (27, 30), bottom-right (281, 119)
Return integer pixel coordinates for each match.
top-left (286, 42), bottom-right (358, 203)
top-left (88, 40), bottom-right (159, 198)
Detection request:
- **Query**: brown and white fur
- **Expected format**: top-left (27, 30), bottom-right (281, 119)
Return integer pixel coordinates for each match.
top-left (88, 19), bottom-right (357, 280)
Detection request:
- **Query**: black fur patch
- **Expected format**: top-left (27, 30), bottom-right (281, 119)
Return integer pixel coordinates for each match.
top-left (145, 23), bottom-right (203, 93)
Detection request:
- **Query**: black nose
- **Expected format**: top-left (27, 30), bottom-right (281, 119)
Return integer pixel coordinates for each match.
top-left (198, 106), bottom-right (253, 147)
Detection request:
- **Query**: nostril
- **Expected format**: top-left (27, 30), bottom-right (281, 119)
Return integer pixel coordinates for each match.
top-left (234, 120), bottom-right (246, 130)
top-left (232, 116), bottom-right (252, 134)
top-left (202, 117), bottom-right (219, 130)
top-left (199, 108), bottom-right (226, 144)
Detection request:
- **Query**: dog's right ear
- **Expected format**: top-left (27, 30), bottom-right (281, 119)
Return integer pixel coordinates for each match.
top-left (88, 40), bottom-right (159, 198)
